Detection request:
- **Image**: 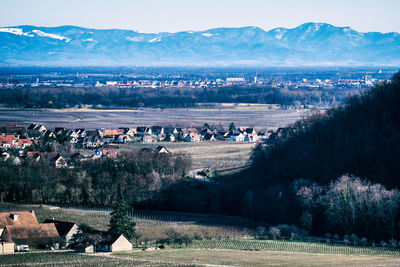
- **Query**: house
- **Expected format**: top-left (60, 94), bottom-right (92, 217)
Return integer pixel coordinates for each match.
top-left (95, 148), bottom-right (117, 159)
top-left (103, 129), bottom-right (124, 138)
top-left (0, 140), bottom-right (13, 149)
top-left (230, 132), bottom-right (245, 142)
top-left (43, 219), bottom-right (78, 247)
top-left (0, 134), bottom-right (17, 148)
top-left (82, 136), bottom-right (103, 148)
top-left (43, 130), bottom-right (56, 139)
top-left (120, 128), bottom-right (134, 137)
top-left (136, 127), bottom-right (152, 136)
top-left (48, 154), bottom-right (68, 168)
top-left (75, 129), bottom-right (87, 138)
top-left (142, 135), bottom-right (156, 143)
top-left (27, 124), bottom-right (47, 136)
top-left (16, 139), bottom-right (33, 149)
top-left (67, 130), bottom-right (79, 139)
top-left (245, 133), bottom-right (258, 142)
top-left (116, 135), bottom-right (131, 143)
top-left (95, 233), bottom-right (132, 252)
top-left (185, 132), bottom-right (200, 142)
top-left (154, 146), bottom-right (170, 154)
top-left (1, 223), bottom-right (61, 250)
top-left (203, 133), bottom-right (216, 141)
top-left (151, 126), bottom-right (164, 135)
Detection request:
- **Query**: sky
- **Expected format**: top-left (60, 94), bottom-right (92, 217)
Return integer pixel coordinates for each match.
top-left (1, 0), bottom-right (399, 33)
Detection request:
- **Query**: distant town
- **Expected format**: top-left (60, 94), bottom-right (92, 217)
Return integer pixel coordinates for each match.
top-left (0, 72), bottom-right (388, 89)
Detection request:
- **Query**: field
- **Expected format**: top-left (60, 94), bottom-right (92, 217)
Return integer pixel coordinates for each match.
top-left (0, 105), bottom-right (310, 130)
top-left (2, 247), bottom-right (400, 267)
top-left (110, 142), bottom-right (255, 170)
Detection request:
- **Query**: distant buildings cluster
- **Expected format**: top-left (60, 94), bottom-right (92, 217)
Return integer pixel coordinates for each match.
top-left (0, 74), bottom-right (385, 89)
top-left (0, 123), bottom-right (268, 168)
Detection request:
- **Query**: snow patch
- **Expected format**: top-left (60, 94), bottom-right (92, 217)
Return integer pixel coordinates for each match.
top-left (0, 28), bottom-right (34, 37)
top-left (32, 30), bottom-right (70, 42)
top-left (84, 38), bottom-right (94, 42)
top-left (148, 36), bottom-right (162, 43)
top-left (202, 33), bottom-right (213, 37)
top-left (126, 36), bottom-right (142, 42)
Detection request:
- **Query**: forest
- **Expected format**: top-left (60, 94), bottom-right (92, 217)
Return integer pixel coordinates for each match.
top-left (0, 150), bottom-right (191, 206)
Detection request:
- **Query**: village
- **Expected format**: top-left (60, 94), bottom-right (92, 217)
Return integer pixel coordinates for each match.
top-left (0, 123), bottom-right (269, 168)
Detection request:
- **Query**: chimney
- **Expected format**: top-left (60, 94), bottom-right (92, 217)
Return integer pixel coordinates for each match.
top-left (10, 213), bottom-right (18, 221)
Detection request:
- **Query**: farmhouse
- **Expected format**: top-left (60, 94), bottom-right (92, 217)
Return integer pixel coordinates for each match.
top-left (1, 223), bottom-right (61, 249)
top-left (0, 210), bottom-right (62, 251)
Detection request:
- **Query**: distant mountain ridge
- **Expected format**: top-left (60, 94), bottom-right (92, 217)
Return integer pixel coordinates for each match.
top-left (1, 23), bottom-right (399, 66)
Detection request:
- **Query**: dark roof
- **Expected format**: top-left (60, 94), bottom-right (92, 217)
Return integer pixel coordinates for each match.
top-left (43, 219), bottom-right (77, 236)
top-left (204, 133), bottom-right (215, 140)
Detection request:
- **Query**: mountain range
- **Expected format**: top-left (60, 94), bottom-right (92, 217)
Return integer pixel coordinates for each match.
top-left (1, 23), bottom-right (399, 66)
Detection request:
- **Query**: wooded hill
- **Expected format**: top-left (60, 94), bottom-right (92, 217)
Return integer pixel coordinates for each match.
top-left (248, 71), bottom-right (400, 188)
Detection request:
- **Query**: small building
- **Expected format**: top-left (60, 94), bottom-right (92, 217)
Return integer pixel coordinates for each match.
top-left (43, 219), bottom-right (78, 248)
top-left (96, 233), bottom-right (132, 252)
top-left (154, 146), bottom-right (170, 154)
top-left (185, 132), bottom-right (200, 142)
top-left (75, 244), bottom-right (94, 253)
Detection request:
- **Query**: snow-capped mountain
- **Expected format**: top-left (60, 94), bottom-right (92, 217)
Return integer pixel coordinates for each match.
top-left (0, 23), bottom-right (399, 66)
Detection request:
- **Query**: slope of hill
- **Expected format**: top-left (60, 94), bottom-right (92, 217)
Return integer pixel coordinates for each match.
top-left (247, 72), bottom-right (400, 188)
top-left (1, 23), bottom-right (400, 66)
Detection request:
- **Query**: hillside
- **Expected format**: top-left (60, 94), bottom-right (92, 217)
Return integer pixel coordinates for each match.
top-left (1, 23), bottom-right (400, 66)
top-left (247, 71), bottom-right (400, 188)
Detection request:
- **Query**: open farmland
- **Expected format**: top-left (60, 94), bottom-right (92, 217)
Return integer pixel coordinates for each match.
top-left (0, 104), bottom-right (311, 130)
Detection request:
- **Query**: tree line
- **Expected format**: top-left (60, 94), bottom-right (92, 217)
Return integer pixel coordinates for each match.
top-left (0, 150), bottom-right (191, 206)
top-left (0, 85), bottom-right (355, 108)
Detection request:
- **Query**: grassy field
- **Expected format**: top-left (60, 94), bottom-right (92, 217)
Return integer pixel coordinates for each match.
top-left (111, 141), bottom-right (255, 170)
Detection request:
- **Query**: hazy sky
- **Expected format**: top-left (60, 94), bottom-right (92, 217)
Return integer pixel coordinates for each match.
top-left (1, 0), bottom-right (399, 33)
